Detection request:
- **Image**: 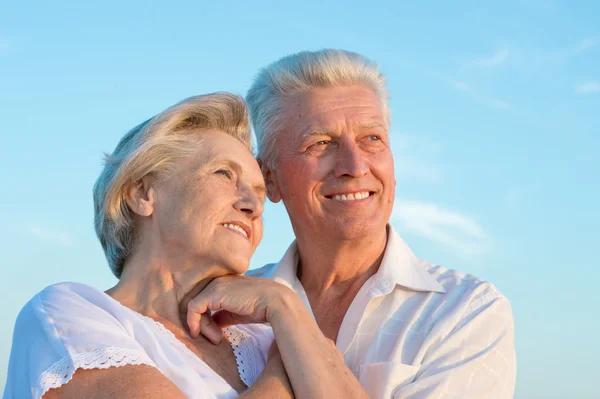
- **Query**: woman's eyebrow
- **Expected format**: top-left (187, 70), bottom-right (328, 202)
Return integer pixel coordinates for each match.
top-left (225, 159), bottom-right (244, 174)
top-left (223, 160), bottom-right (267, 193)
top-left (254, 184), bottom-right (268, 198)
top-left (223, 160), bottom-right (267, 198)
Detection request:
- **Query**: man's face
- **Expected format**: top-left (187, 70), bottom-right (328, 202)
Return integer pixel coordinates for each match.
top-left (266, 84), bottom-right (395, 242)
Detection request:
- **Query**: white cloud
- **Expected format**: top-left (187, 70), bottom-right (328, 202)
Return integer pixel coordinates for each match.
top-left (575, 81), bottom-right (600, 94)
top-left (467, 48), bottom-right (510, 68)
top-left (523, 36), bottom-right (599, 69)
top-left (447, 79), bottom-right (513, 110)
top-left (573, 37), bottom-right (600, 54)
top-left (448, 79), bottom-right (471, 93)
top-left (30, 226), bottom-right (76, 247)
top-left (392, 199), bottom-right (489, 257)
top-left (474, 95), bottom-right (512, 110)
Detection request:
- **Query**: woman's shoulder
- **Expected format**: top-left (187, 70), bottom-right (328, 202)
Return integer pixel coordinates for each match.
top-left (17, 281), bottom-right (131, 334)
top-left (7, 283), bottom-right (160, 398)
top-left (36, 281), bottom-right (107, 302)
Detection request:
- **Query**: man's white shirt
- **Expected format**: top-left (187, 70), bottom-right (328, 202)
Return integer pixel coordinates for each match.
top-left (248, 225), bottom-right (516, 398)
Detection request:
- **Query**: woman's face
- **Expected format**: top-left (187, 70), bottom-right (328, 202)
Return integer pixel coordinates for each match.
top-left (151, 131), bottom-right (266, 275)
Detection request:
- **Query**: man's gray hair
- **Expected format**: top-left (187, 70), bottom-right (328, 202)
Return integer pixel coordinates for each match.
top-left (93, 93), bottom-right (251, 278)
top-left (246, 49), bottom-right (390, 168)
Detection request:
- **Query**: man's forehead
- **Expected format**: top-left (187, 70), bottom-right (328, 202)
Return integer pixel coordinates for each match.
top-left (282, 84), bottom-right (382, 111)
top-left (282, 88), bottom-right (384, 129)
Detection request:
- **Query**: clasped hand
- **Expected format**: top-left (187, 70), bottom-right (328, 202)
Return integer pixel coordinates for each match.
top-left (183, 276), bottom-right (295, 344)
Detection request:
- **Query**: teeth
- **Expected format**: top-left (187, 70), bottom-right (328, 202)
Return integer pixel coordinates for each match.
top-left (222, 223), bottom-right (248, 238)
top-left (332, 191), bottom-right (370, 201)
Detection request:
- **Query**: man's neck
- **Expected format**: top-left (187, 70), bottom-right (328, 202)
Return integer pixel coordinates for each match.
top-left (296, 226), bottom-right (388, 295)
top-left (293, 226), bottom-right (388, 342)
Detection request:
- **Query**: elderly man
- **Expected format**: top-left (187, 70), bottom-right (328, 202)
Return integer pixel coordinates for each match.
top-left (245, 49), bottom-right (516, 398)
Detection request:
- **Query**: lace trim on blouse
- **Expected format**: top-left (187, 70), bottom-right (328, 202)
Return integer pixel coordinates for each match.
top-left (38, 307), bottom-right (259, 395)
top-left (223, 327), bottom-right (259, 387)
top-left (124, 310), bottom-right (259, 388)
top-left (39, 346), bottom-right (156, 397)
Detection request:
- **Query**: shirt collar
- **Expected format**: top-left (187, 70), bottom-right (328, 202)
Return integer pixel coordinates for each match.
top-left (378, 225), bottom-right (446, 294)
top-left (271, 224), bottom-right (446, 294)
top-left (271, 241), bottom-right (300, 289)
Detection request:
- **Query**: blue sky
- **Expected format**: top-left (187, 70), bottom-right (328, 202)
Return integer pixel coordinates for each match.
top-left (1, 1), bottom-right (598, 397)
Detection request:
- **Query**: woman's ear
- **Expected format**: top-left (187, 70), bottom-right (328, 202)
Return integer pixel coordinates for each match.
top-left (124, 176), bottom-right (156, 217)
top-left (257, 158), bottom-right (281, 203)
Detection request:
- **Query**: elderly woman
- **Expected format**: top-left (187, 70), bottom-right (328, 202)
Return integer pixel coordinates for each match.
top-left (4, 93), bottom-right (341, 399)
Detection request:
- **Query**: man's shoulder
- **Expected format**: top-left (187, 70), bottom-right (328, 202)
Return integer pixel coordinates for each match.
top-left (420, 259), bottom-right (510, 308)
top-left (245, 263), bottom-right (278, 278)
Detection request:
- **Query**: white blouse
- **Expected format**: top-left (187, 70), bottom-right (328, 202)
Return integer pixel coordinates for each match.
top-left (3, 282), bottom-right (274, 399)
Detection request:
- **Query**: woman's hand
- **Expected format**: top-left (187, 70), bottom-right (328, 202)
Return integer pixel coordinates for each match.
top-left (186, 275), bottom-right (368, 398)
top-left (185, 276), bottom-right (298, 342)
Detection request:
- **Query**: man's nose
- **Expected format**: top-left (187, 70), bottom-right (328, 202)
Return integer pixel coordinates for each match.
top-left (334, 140), bottom-right (369, 178)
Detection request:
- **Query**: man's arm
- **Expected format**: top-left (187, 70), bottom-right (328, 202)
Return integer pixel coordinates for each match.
top-left (242, 346), bottom-right (294, 399)
top-left (395, 292), bottom-right (516, 398)
top-left (269, 293), bottom-right (369, 399)
top-left (187, 276), bottom-right (369, 399)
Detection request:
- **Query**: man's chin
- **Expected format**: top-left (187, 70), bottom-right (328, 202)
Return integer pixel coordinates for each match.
top-left (327, 219), bottom-right (387, 241)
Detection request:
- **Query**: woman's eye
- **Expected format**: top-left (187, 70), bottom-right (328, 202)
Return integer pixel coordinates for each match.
top-left (368, 135), bottom-right (381, 141)
top-left (216, 169), bottom-right (233, 179)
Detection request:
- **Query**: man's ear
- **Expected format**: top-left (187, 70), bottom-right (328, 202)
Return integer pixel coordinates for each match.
top-left (124, 176), bottom-right (156, 217)
top-left (257, 158), bottom-right (281, 203)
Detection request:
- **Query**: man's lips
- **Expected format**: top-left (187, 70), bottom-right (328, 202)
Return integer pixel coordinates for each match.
top-left (324, 190), bottom-right (375, 201)
top-left (221, 221), bottom-right (251, 240)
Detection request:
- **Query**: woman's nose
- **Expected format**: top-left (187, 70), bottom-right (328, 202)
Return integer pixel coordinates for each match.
top-left (235, 189), bottom-right (264, 220)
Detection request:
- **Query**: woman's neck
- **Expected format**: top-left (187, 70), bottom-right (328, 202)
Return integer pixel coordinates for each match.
top-left (106, 249), bottom-right (221, 337)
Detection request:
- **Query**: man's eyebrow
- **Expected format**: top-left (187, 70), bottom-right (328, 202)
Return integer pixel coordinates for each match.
top-left (299, 129), bottom-right (337, 142)
top-left (359, 122), bottom-right (385, 129)
top-left (300, 123), bottom-right (384, 138)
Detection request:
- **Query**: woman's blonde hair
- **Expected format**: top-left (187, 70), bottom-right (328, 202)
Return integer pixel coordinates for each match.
top-left (93, 93), bottom-right (251, 277)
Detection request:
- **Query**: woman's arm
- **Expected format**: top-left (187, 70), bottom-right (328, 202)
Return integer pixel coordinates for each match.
top-left (43, 359), bottom-right (292, 399)
top-left (186, 276), bottom-right (369, 399)
top-left (43, 365), bottom-right (185, 399)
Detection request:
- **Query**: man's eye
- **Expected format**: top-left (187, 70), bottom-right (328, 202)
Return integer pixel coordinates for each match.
top-left (315, 140), bottom-right (330, 146)
top-left (368, 135), bottom-right (381, 141)
top-left (216, 169), bottom-right (233, 179)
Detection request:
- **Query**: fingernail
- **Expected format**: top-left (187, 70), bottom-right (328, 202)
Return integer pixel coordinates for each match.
top-left (191, 326), bottom-right (199, 339)
top-left (209, 330), bottom-right (222, 345)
